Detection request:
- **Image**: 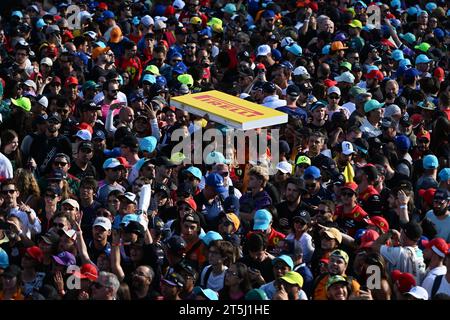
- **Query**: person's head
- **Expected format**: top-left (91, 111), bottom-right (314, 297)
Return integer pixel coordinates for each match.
top-left (106, 190), bottom-right (123, 214)
top-left (326, 275), bottom-right (350, 300)
top-left (1, 179), bottom-right (19, 206)
top-left (247, 166), bottom-right (269, 191)
top-left (308, 132), bottom-right (326, 154)
top-left (103, 158), bottom-right (124, 183)
top-left (2, 265), bottom-right (21, 291)
top-left (224, 262), bottom-right (252, 293)
top-left (44, 185), bottom-right (62, 207)
top-left (328, 249), bottom-right (349, 276)
top-left (161, 272), bottom-right (185, 300)
top-left (246, 233), bottom-right (267, 262)
top-left (51, 153), bottom-right (71, 174)
top-left (181, 213), bottom-right (201, 242)
top-left (400, 222), bottom-right (423, 246)
top-left (340, 182), bottom-right (358, 206)
top-left (320, 228), bottom-right (342, 251)
top-left (304, 166), bottom-right (322, 195)
top-left (0, 130), bottom-right (19, 155)
top-left (432, 189), bottom-right (449, 216)
top-left (218, 212), bottom-right (240, 235)
top-left (131, 265), bottom-right (154, 291)
top-left (92, 216), bottom-right (112, 244)
top-left (272, 254), bottom-right (294, 279)
top-left (207, 240), bottom-right (235, 267)
top-left (278, 271), bottom-right (304, 300)
top-left (317, 200), bottom-right (335, 224)
top-left (91, 271), bottom-right (120, 300)
top-left (21, 246), bottom-right (43, 270)
top-left (284, 178), bottom-right (305, 204)
top-left (118, 192), bottom-right (137, 215)
top-left (79, 177), bottom-right (98, 202)
top-left (61, 199), bottom-right (80, 221)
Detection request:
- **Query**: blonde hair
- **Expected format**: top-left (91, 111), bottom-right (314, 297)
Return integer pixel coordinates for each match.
top-left (15, 168), bottom-right (41, 200)
top-left (249, 166), bottom-right (269, 185)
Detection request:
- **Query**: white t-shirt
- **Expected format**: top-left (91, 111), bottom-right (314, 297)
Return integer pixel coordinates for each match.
top-left (433, 275), bottom-right (450, 297)
top-left (285, 233), bottom-right (315, 265)
top-left (421, 266), bottom-right (447, 297)
top-left (425, 211), bottom-right (450, 242)
top-left (0, 152), bottom-right (13, 180)
top-left (200, 265), bottom-right (227, 292)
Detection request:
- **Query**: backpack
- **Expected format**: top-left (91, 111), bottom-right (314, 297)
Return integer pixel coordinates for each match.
top-left (431, 275), bottom-right (444, 299)
top-left (403, 247), bottom-right (427, 284)
top-left (199, 265), bottom-right (214, 289)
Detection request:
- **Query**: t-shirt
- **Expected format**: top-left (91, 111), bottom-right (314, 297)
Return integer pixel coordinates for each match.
top-left (285, 233), bottom-right (315, 265)
top-left (421, 266), bottom-right (447, 297)
top-left (200, 265), bottom-right (227, 292)
top-left (380, 245), bottom-right (427, 283)
top-left (425, 211), bottom-right (450, 242)
top-left (259, 280), bottom-right (308, 300)
top-left (432, 275), bottom-right (450, 298)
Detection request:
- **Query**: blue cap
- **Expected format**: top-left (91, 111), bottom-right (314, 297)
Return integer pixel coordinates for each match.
top-left (224, 196), bottom-right (240, 215)
top-left (132, 16), bottom-right (140, 26)
top-left (390, 0), bottom-right (401, 9)
top-left (355, 0), bottom-right (368, 8)
top-left (101, 10), bottom-right (115, 20)
top-left (279, 61), bottom-right (293, 70)
top-left (391, 49), bottom-right (404, 61)
top-left (399, 59), bottom-right (412, 67)
top-left (130, 90), bottom-right (144, 102)
top-left (438, 168), bottom-right (450, 181)
top-left (0, 248), bottom-right (9, 269)
top-left (271, 48), bottom-right (282, 61)
top-left (286, 44), bottom-right (302, 57)
top-left (169, 51), bottom-right (183, 60)
top-left (334, 32), bottom-right (347, 42)
top-left (407, 6), bottom-right (419, 16)
top-left (104, 147), bottom-right (122, 157)
top-left (193, 287), bottom-right (219, 300)
top-left (395, 135), bottom-right (411, 151)
top-left (199, 27), bottom-right (213, 38)
top-left (93, 130), bottom-right (106, 141)
top-left (253, 209), bottom-right (272, 231)
top-left (404, 68), bottom-right (420, 79)
top-left (425, 2), bottom-right (437, 12)
top-left (434, 28), bottom-right (445, 40)
top-left (36, 18), bottom-right (47, 29)
top-left (273, 254), bottom-right (294, 270)
top-left (142, 74), bottom-right (156, 84)
top-left (415, 54), bottom-right (432, 64)
top-left (139, 136), bottom-right (157, 153)
top-left (366, 65), bottom-right (379, 73)
top-left (364, 99), bottom-right (385, 112)
top-left (184, 166), bottom-right (202, 180)
top-left (200, 231), bottom-right (223, 246)
top-left (304, 165), bottom-right (321, 180)
top-left (12, 11), bottom-right (23, 18)
top-left (423, 155), bottom-right (439, 169)
top-left (205, 172), bottom-right (227, 194)
top-left (120, 214), bottom-right (140, 227)
top-left (156, 75), bottom-right (167, 87)
top-left (262, 10), bottom-right (275, 19)
top-left (94, 41), bottom-right (107, 48)
top-left (103, 157), bottom-right (123, 169)
top-left (322, 44), bottom-right (331, 55)
top-left (172, 62), bottom-right (188, 75)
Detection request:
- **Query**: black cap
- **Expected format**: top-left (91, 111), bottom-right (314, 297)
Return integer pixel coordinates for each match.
top-left (353, 63), bottom-right (362, 71)
top-left (402, 221), bottom-right (423, 241)
top-left (81, 100), bottom-right (100, 112)
top-left (151, 156), bottom-right (176, 168)
top-left (224, 195), bottom-right (240, 214)
top-left (175, 26), bottom-right (188, 34)
top-left (286, 84), bottom-right (300, 97)
top-left (163, 272), bottom-right (185, 288)
top-left (252, 81), bottom-right (265, 91)
top-left (176, 182), bottom-right (194, 198)
top-left (121, 135), bottom-right (139, 149)
top-left (183, 212), bottom-right (201, 225)
top-left (293, 210), bottom-right (311, 224)
top-left (238, 66), bottom-right (253, 77)
top-left (332, 173), bottom-right (346, 186)
top-left (262, 81), bottom-right (276, 94)
top-left (174, 260), bottom-right (197, 278)
top-left (154, 183), bottom-right (170, 198)
top-left (149, 216), bottom-right (165, 231)
top-left (238, 50), bottom-right (251, 61)
top-left (166, 235), bottom-right (187, 255)
top-left (400, 113), bottom-right (412, 126)
top-left (434, 188), bottom-right (449, 201)
top-left (47, 112), bottom-right (62, 123)
top-left (279, 140), bottom-right (291, 154)
top-left (123, 221), bottom-right (145, 237)
top-left (393, 180), bottom-right (413, 192)
top-left (353, 138), bottom-right (369, 155)
top-left (78, 141), bottom-right (94, 150)
top-left (45, 185), bottom-right (62, 196)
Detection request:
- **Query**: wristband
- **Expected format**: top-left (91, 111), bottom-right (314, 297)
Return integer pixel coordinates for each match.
top-left (399, 205), bottom-right (407, 209)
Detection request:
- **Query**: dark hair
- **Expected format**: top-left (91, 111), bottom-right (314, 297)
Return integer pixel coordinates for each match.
top-left (209, 240), bottom-right (235, 267)
top-left (245, 233), bottom-right (267, 253)
top-left (79, 177), bottom-right (98, 192)
top-left (1, 129), bottom-right (22, 168)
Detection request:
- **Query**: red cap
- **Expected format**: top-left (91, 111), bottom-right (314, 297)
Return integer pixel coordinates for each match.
top-left (410, 114), bottom-right (424, 129)
top-left (391, 270), bottom-right (416, 293)
top-left (165, 5), bottom-right (176, 16)
top-left (308, 2), bottom-right (319, 12)
top-left (47, 45), bottom-right (59, 57)
top-left (65, 76), bottom-right (79, 86)
top-left (341, 182), bottom-right (358, 193)
top-left (73, 263), bottom-right (98, 281)
top-left (416, 129), bottom-right (430, 141)
top-left (177, 197), bottom-right (197, 211)
top-left (159, 40), bottom-right (169, 49)
top-left (256, 63), bottom-right (266, 71)
top-left (323, 79), bottom-right (337, 87)
top-left (116, 156), bottom-right (131, 169)
top-left (359, 229), bottom-right (379, 249)
top-left (366, 69), bottom-right (384, 81)
top-left (433, 67), bottom-right (445, 82)
top-left (98, 2), bottom-right (108, 10)
top-left (367, 216), bottom-right (389, 233)
top-left (52, 76), bottom-right (62, 85)
top-left (77, 122), bottom-right (94, 135)
top-left (422, 238), bottom-right (449, 258)
top-left (380, 38), bottom-right (395, 48)
top-left (26, 246), bottom-right (44, 263)
top-left (63, 30), bottom-right (74, 40)
top-left (418, 188), bottom-right (436, 206)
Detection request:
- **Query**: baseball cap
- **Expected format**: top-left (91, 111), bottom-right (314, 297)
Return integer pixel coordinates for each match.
top-left (327, 86), bottom-right (341, 96)
top-left (304, 166), bottom-right (321, 180)
top-left (405, 286), bottom-right (428, 300)
top-left (422, 237), bottom-right (449, 258)
top-left (415, 54), bottom-right (432, 64)
top-left (391, 49), bottom-right (404, 61)
top-left (103, 158), bottom-right (123, 170)
top-left (366, 69), bottom-right (384, 81)
top-left (273, 255), bottom-right (294, 270)
top-left (341, 182), bottom-right (358, 194)
top-left (293, 210), bottom-right (311, 225)
top-left (391, 270), bottom-right (416, 293)
top-left (138, 136), bottom-right (157, 153)
top-left (280, 271), bottom-right (304, 287)
top-left (276, 161), bottom-right (292, 174)
top-left (11, 97), bottom-right (31, 112)
top-left (0, 248), bottom-right (9, 269)
top-left (348, 19), bottom-right (362, 28)
top-left (93, 130), bottom-right (106, 141)
top-left (335, 71), bottom-right (355, 84)
top-left (326, 275), bottom-right (350, 290)
top-left (341, 141), bottom-right (355, 155)
top-left (367, 216), bottom-right (389, 233)
top-left (163, 272), bottom-right (185, 288)
top-left (434, 188), bottom-right (449, 201)
top-left (200, 231), bottom-right (223, 246)
top-left (74, 129), bottom-right (92, 141)
top-left (220, 212), bottom-right (240, 231)
top-left (93, 217), bottom-right (112, 231)
top-left (52, 251), bottom-right (76, 266)
top-left (438, 168), bottom-right (450, 182)
top-left (177, 197), bottom-right (197, 212)
top-left (296, 155), bottom-right (311, 166)
top-left (323, 228), bottom-right (342, 244)
top-left (418, 101), bottom-right (436, 111)
top-left (331, 41), bottom-right (348, 51)
top-left (414, 42), bottom-right (431, 53)
top-left (364, 99), bottom-right (384, 113)
top-left (286, 84), bottom-right (300, 97)
top-left (184, 166), bottom-right (202, 180)
top-left (395, 135), bottom-right (411, 151)
top-left (26, 246), bottom-right (44, 263)
top-left (205, 151), bottom-right (228, 165)
top-left (285, 44), bottom-right (302, 57)
top-left (73, 263), bottom-right (98, 282)
top-left (118, 192), bottom-right (137, 205)
top-left (423, 154), bottom-right (439, 169)
top-left (193, 287), bottom-right (219, 300)
top-left (359, 229), bottom-right (380, 249)
top-left (404, 68), bottom-right (420, 79)
top-left (253, 209), bottom-right (272, 231)
top-left (256, 44), bottom-right (271, 56)
top-left (418, 188), bottom-right (437, 206)
top-left (165, 235), bottom-right (186, 255)
top-left (62, 199), bottom-right (80, 211)
top-left (40, 231), bottom-right (60, 246)
top-left (245, 288), bottom-right (268, 300)
top-left (330, 249), bottom-right (349, 264)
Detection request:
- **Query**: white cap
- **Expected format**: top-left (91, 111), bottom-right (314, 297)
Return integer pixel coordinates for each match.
top-left (119, 192), bottom-right (137, 204)
top-left (24, 80), bottom-right (37, 92)
top-left (406, 286), bottom-right (428, 300)
top-left (173, 0), bottom-right (186, 9)
top-left (141, 15), bottom-right (154, 28)
top-left (341, 141), bottom-right (355, 155)
top-left (40, 57), bottom-right (53, 67)
top-left (327, 86), bottom-right (341, 96)
top-left (384, 104), bottom-right (401, 118)
top-left (62, 199), bottom-right (80, 210)
top-left (62, 229), bottom-right (77, 240)
top-left (293, 66), bottom-right (309, 77)
top-left (93, 216), bottom-right (112, 231)
top-left (239, 93), bottom-right (250, 99)
top-left (256, 44), bottom-right (271, 56)
top-left (281, 37), bottom-right (295, 48)
top-left (75, 129), bottom-right (92, 141)
top-left (154, 20), bottom-right (167, 31)
top-left (37, 95), bottom-right (48, 108)
top-left (276, 161), bottom-right (293, 174)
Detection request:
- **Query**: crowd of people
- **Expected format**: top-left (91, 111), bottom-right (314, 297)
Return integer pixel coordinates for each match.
top-left (0, 0), bottom-right (448, 301)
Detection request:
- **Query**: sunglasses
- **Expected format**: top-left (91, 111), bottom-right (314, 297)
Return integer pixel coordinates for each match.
top-left (305, 183), bottom-right (317, 189)
top-left (80, 148), bottom-right (93, 154)
top-left (341, 192), bottom-right (355, 197)
top-left (2, 190), bottom-right (16, 194)
top-left (45, 193), bottom-right (57, 199)
top-left (328, 95), bottom-right (340, 99)
top-left (110, 89), bottom-right (119, 94)
top-left (53, 161), bottom-right (68, 167)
